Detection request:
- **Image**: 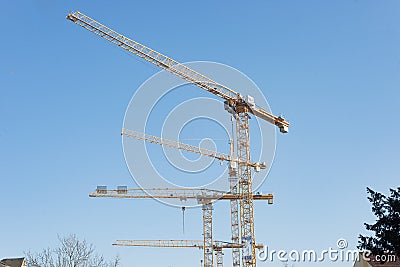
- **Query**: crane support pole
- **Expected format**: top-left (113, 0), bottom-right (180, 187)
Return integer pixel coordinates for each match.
top-left (236, 108), bottom-right (256, 267)
top-left (201, 200), bottom-right (214, 267)
top-left (215, 248), bottom-right (223, 267)
top-left (229, 140), bottom-right (241, 267)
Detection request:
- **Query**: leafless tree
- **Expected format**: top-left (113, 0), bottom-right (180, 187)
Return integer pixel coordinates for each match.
top-left (25, 234), bottom-right (120, 267)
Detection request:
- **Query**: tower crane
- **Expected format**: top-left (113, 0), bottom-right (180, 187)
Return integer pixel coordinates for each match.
top-left (91, 187), bottom-right (272, 267)
top-left (121, 128), bottom-right (264, 266)
top-left (95, 128), bottom-right (271, 267)
top-left (68, 11), bottom-right (289, 267)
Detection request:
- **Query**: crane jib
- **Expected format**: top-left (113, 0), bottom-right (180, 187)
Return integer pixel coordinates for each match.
top-left (67, 12), bottom-right (237, 100)
top-left (67, 11), bottom-right (289, 133)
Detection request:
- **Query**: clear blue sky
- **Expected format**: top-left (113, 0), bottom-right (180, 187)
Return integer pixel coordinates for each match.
top-left (1, 1), bottom-right (399, 266)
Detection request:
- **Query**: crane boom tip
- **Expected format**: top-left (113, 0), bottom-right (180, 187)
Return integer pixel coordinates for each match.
top-left (66, 13), bottom-right (77, 22)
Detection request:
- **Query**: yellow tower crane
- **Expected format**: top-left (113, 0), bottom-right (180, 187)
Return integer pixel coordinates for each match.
top-left (119, 128), bottom-right (269, 266)
top-left (111, 129), bottom-right (271, 266)
top-left (67, 11), bottom-right (289, 267)
top-left (90, 187), bottom-right (272, 267)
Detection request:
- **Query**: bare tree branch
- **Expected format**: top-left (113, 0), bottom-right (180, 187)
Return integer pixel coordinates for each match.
top-left (25, 234), bottom-right (119, 267)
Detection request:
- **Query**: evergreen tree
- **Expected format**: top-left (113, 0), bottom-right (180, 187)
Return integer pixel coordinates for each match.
top-left (358, 187), bottom-right (400, 255)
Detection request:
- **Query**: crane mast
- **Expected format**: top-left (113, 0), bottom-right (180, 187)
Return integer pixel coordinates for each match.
top-left (236, 109), bottom-right (255, 266)
top-left (229, 132), bottom-right (240, 267)
top-left (68, 11), bottom-right (289, 267)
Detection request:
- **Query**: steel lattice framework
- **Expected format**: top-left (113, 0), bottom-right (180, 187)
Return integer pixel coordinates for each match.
top-left (91, 188), bottom-right (270, 267)
top-left (229, 140), bottom-right (240, 267)
top-left (113, 239), bottom-right (243, 249)
top-left (113, 239), bottom-right (244, 267)
top-left (201, 199), bottom-right (214, 267)
top-left (68, 11), bottom-right (289, 267)
top-left (90, 188), bottom-right (273, 201)
top-left (66, 12), bottom-right (289, 133)
top-left (236, 111), bottom-right (255, 266)
top-left (121, 128), bottom-right (265, 169)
